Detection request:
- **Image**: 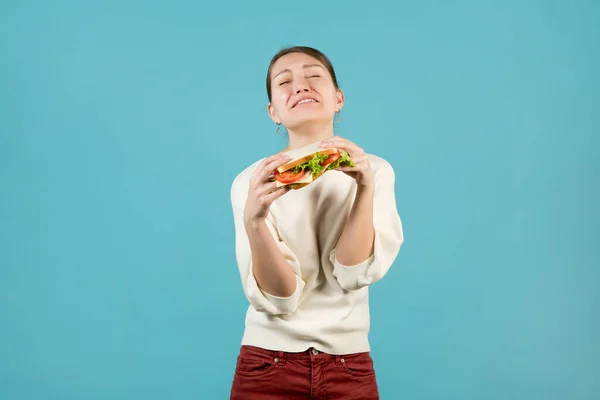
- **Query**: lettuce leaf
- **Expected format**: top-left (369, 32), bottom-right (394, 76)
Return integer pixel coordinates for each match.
top-left (292, 152), bottom-right (330, 177)
top-left (327, 151), bottom-right (355, 170)
top-left (306, 152), bottom-right (330, 176)
top-left (291, 151), bottom-right (355, 177)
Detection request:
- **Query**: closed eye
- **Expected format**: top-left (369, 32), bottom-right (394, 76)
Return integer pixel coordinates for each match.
top-left (279, 80), bottom-right (291, 86)
top-left (308, 75), bottom-right (320, 78)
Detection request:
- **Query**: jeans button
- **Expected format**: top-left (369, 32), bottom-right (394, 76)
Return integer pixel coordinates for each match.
top-left (312, 348), bottom-right (319, 355)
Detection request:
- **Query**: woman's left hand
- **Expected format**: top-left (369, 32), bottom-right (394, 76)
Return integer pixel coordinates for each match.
top-left (319, 136), bottom-right (374, 188)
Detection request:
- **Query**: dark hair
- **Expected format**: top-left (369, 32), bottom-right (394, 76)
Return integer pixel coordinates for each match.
top-left (266, 46), bottom-right (339, 102)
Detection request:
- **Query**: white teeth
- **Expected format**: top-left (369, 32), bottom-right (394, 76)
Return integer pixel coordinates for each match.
top-left (297, 99), bottom-right (316, 106)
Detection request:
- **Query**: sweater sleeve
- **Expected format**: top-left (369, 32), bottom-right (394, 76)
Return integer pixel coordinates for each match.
top-left (329, 159), bottom-right (404, 291)
top-left (231, 202), bottom-right (305, 316)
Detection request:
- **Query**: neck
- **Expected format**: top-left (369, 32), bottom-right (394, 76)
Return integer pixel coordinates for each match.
top-left (283, 122), bottom-right (335, 151)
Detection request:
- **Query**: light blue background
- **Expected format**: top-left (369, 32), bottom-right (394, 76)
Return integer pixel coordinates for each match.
top-left (1, 1), bottom-right (598, 399)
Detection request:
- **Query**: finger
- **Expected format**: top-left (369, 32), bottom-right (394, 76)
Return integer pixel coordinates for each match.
top-left (265, 154), bottom-right (292, 174)
top-left (256, 154), bottom-right (291, 182)
top-left (350, 154), bottom-right (369, 164)
top-left (257, 180), bottom-right (280, 197)
top-left (320, 135), bottom-right (349, 145)
top-left (264, 184), bottom-right (292, 203)
top-left (251, 157), bottom-right (273, 182)
top-left (320, 138), bottom-right (362, 155)
top-left (256, 154), bottom-right (282, 171)
top-left (334, 155), bottom-right (367, 170)
top-left (319, 136), bottom-right (346, 147)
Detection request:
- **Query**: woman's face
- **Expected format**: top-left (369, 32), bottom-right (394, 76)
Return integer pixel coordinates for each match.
top-left (268, 52), bottom-right (344, 130)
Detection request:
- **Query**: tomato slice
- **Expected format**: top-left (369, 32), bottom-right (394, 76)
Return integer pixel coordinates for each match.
top-left (320, 151), bottom-right (342, 166)
top-left (274, 168), bottom-right (308, 184)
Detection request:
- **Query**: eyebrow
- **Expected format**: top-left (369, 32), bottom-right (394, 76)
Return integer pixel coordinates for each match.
top-left (272, 64), bottom-right (324, 80)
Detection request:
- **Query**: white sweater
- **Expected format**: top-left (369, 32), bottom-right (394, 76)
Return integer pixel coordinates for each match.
top-left (230, 146), bottom-right (404, 355)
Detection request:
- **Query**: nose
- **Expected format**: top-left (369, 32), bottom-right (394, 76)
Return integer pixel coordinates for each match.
top-left (294, 76), bottom-right (310, 93)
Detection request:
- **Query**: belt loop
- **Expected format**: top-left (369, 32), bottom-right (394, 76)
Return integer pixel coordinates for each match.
top-left (277, 351), bottom-right (286, 365)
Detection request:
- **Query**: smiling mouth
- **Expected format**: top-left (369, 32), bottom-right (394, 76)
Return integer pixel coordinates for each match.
top-left (293, 98), bottom-right (318, 108)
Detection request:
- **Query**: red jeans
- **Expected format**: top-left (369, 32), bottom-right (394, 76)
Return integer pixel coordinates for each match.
top-left (229, 345), bottom-right (380, 400)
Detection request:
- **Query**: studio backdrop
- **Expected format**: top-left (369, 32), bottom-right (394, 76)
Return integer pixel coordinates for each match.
top-left (1, 1), bottom-right (598, 399)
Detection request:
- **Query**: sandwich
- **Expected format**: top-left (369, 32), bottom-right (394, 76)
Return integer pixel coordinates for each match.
top-left (271, 141), bottom-right (355, 189)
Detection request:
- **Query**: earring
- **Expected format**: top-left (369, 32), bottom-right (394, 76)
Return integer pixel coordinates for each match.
top-left (334, 111), bottom-right (342, 124)
top-left (275, 123), bottom-right (282, 135)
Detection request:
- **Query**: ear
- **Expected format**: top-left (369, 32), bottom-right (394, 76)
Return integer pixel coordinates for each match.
top-left (335, 88), bottom-right (345, 112)
top-left (267, 103), bottom-right (280, 124)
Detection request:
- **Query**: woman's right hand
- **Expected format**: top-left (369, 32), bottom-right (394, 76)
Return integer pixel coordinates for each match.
top-left (244, 153), bottom-right (292, 226)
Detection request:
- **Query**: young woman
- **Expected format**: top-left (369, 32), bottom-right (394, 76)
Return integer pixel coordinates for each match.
top-left (229, 46), bottom-right (404, 399)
